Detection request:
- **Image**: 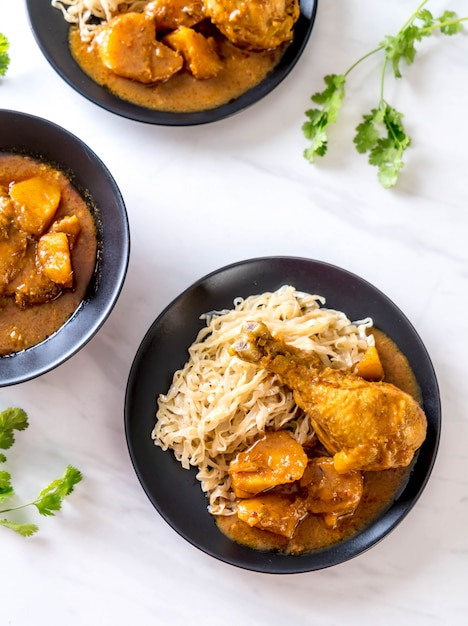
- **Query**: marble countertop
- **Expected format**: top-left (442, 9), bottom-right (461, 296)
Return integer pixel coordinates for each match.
top-left (1, 1), bottom-right (467, 624)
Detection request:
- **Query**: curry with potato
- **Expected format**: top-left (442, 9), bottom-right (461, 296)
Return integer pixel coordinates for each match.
top-left (217, 328), bottom-right (423, 554)
top-left (0, 153), bottom-right (98, 356)
top-left (54, 0), bottom-right (300, 113)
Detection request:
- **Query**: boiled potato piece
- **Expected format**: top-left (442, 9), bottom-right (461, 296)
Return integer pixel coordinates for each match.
top-left (37, 232), bottom-right (73, 287)
top-left (9, 176), bottom-right (61, 236)
top-left (97, 13), bottom-right (157, 83)
top-left (229, 430), bottom-right (308, 498)
top-left (164, 26), bottom-right (222, 79)
top-left (237, 492), bottom-right (307, 538)
top-left (49, 214), bottom-right (81, 248)
top-left (97, 12), bottom-right (183, 83)
top-left (354, 344), bottom-right (385, 381)
top-left (150, 41), bottom-right (184, 82)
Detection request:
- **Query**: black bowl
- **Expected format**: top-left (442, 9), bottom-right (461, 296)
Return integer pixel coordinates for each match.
top-left (0, 109), bottom-right (130, 386)
top-left (26, 0), bottom-right (318, 126)
top-left (124, 256), bottom-right (441, 573)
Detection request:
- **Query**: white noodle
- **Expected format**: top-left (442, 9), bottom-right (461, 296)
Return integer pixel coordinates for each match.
top-left (153, 285), bottom-right (373, 515)
top-left (51, 0), bottom-right (147, 41)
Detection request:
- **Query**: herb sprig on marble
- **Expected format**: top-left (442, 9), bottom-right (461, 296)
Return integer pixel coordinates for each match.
top-left (0, 408), bottom-right (82, 537)
top-left (302, 0), bottom-right (468, 188)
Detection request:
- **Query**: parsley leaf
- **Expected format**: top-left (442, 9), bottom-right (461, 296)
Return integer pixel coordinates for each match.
top-left (0, 32), bottom-right (10, 77)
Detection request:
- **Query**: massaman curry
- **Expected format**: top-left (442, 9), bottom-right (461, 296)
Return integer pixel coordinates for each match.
top-left (0, 153), bottom-right (98, 356)
top-left (65, 0), bottom-right (300, 112)
top-left (216, 325), bottom-right (426, 554)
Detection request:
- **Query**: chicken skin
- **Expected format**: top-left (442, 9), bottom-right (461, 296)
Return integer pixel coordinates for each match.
top-left (230, 321), bottom-right (427, 473)
top-left (203, 0), bottom-right (300, 50)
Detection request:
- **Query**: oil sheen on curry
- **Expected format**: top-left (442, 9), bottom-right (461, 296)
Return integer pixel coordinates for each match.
top-left (65, 0), bottom-right (300, 113)
top-left (0, 153), bottom-right (98, 356)
top-left (216, 325), bottom-right (427, 555)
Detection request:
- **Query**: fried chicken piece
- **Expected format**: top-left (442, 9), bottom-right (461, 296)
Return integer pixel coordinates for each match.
top-left (7, 252), bottom-right (61, 308)
top-left (230, 321), bottom-right (427, 473)
top-left (229, 430), bottom-right (308, 498)
top-left (145, 0), bottom-right (205, 30)
top-left (204, 0), bottom-right (300, 50)
top-left (300, 457), bottom-right (363, 528)
top-left (0, 229), bottom-right (27, 294)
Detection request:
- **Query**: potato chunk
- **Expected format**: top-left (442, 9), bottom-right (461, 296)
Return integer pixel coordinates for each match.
top-left (97, 13), bottom-right (157, 83)
top-left (164, 26), bottom-right (222, 79)
top-left (237, 492), bottom-right (307, 538)
top-left (150, 41), bottom-right (184, 82)
top-left (354, 344), bottom-right (384, 381)
top-left (9, 176), bottom-right (61, 236)
top-left (228, 430), bottom-right (308, 498)
top-left (37, 232), bottom-right (73, 287)
top-left (96, 12), bottom-right (183, 83)
top-left (49, 214), bottom-right (81, 248)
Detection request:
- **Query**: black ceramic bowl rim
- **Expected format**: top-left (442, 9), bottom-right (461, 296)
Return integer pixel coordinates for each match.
top-left (26, 0), bottom-right (319, 126)
top-left (124, 256), bottom-right (441, 574)
top-left (0, 109), bottom-right (130, 386)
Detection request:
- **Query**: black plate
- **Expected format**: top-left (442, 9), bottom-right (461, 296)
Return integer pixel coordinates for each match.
top-left (0, 109), bottom-right (130, 386)
top-left (26, 0), bottom-right (318, 126)
top-left (124, 257), bottom-right (441, 573)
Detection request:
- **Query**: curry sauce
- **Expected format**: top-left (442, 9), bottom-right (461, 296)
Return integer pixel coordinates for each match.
top-left (216, 329), bottom-right (421, 555)
top-left (70, 26), bottom-right (285, 113)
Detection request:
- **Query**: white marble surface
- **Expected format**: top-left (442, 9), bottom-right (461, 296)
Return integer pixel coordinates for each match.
top-left (1, 0), bottom-right (467, 624)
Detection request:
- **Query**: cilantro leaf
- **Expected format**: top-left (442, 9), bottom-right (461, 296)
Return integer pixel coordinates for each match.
top-left (354, 104), bottom-right (411, 188)
top-left (302, 74), bottom-right (346, 161)
top-left (0, 470), bottom-right (14, 503)
top-left (438, 10), bottom-right (464, 35)
top-left (34, 465), bottom-right (82, 516)
top-left (302, 0), bottom-right (467, 188)
top-left (0, 519), bottom-right (39, 537)
top-left (0, 408), bottom-right (29, 451)
top-left (0, 32), bottom-right (10, 77)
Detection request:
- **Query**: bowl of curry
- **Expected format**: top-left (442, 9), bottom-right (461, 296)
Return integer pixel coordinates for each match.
top-left (0, 109), bottom-right (129, 386)
top-left (27, 0), bottom-right (318, 125)
top-left (125, 257), bottom-right (441, 573)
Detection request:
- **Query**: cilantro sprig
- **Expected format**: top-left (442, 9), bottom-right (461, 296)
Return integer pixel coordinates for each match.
top-left (0, 408), bottom-right (82, 537)
top-left (303, 1), bottom-right (468, 188)
top-left (0, 32), bottom-right (10, 77)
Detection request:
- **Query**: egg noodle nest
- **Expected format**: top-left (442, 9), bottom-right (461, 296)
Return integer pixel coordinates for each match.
top-left (153, 285), bottom-right (373, 515)
top-left (51, 1), bottom-right (148, 40)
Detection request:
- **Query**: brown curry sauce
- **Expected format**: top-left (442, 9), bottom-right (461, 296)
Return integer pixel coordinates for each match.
top-left (69, 26), bottom-right (285, 113)
top-left (216, 329), bottom-right (422, 555)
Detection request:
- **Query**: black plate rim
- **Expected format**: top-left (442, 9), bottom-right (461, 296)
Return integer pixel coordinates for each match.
top-left (26, 0), bottom-right (319, 126)
top-left (124, 256), bottom-right (441, 573)
top-left (0, 108), bottom-right (130, 386)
